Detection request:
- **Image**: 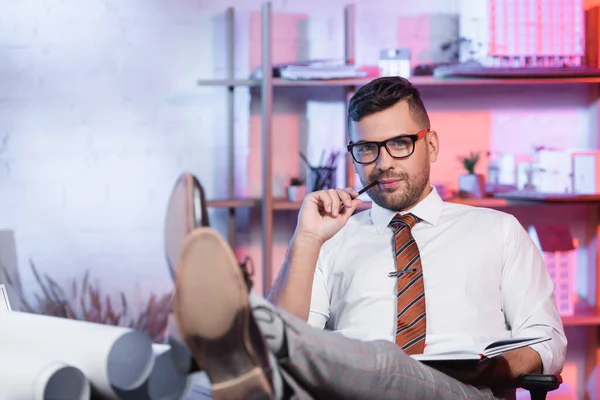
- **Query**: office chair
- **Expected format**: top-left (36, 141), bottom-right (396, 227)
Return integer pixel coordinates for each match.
top-left (163, 173), bottom-right (563, 399)
top-left (164, 172), bottom-right (210, 281)
top-left (517, 373), bottom-right (562, 400)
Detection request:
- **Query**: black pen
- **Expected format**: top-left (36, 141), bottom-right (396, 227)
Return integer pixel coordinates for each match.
top-left (338, 180), bottom-right (378, 211)
top-left (356, 179), bottom-right (378, 197)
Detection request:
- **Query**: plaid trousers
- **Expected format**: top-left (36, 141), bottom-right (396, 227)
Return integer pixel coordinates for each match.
top-left (276, 310), bottom-right (501, 400)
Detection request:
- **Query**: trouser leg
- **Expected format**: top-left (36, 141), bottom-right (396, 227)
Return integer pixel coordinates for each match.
top-left (251, 294), bottom-right (496, 400)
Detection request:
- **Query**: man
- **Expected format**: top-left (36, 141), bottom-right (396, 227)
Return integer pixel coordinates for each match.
top-left (174, 77), bottom-right (566, 399)
top-left (269, 75), bottom-right (566, 376)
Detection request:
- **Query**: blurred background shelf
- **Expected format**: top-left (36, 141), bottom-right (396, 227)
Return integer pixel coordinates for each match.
top-left (207, 195), bottom-right (600, 210)
top-left (206, 198), bottom-right (262, 208)
top-left (562, 307), bottom-right (600, 326)
top-left (197, 75), bottom-right (600, 88)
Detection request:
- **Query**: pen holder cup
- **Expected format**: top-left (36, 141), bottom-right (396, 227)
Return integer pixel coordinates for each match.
top-left (307, 166), bottom-right (337, 192)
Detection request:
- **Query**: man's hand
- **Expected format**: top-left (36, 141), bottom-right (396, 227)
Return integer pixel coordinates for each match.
top-left (267, 187), bottom-right (362, 319)
top-left (295, 187), bottom-right (363, 244)
top-left (428, 347), bottom-right (543, 389)
top-left (427, 359), bottom-right (494, 386)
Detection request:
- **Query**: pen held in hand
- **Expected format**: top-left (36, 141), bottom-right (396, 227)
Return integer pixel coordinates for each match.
top-left (338, 180), bottom-right (379, 212)
top-left (355, 179), bottom-right (379, 198)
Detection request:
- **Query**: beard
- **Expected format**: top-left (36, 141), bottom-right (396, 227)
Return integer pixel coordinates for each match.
top-left (360, 164), bottom-right (430, 211)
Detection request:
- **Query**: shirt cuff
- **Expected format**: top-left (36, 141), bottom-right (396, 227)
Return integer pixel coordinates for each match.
top-left (529, 341), bottom-right (561, 375)
top-left (307, 311), bottom-right (327, 330)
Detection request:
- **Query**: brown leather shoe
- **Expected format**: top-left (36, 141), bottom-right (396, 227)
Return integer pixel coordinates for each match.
top-left (173, 227), bottom-right (274, 400)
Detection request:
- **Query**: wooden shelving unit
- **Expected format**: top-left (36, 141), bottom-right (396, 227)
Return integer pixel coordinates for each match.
top-left (197, 2), bottom-right (600, 398)
top-left (198, 2), bottom-right (600, 295)
top-left (197, 75), bottom-right (600, 88)
top-left (562, 307), bottom-right (600, 326)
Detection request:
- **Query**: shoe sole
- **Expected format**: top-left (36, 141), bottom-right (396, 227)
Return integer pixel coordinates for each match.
top-left (174, 227), bottom-right (274, 400)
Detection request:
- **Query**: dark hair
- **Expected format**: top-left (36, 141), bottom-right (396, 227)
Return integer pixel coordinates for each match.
top-left (348, 76), bottom-right (430, 129)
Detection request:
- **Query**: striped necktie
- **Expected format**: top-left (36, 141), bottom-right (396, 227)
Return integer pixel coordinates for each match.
top-left (389, 213), bottom-right (426, 354)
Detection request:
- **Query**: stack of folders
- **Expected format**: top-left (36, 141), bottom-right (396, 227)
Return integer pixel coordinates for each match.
top-left (252, 59), bottom-right (367, 80)
top-left (0, 290), bottom-right (192, 400)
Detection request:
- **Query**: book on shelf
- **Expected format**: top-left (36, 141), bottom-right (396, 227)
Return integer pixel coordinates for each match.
top-left (251, 59), bottom-right (367, 80)
top-left (411, 336), bottom-right (551, 363)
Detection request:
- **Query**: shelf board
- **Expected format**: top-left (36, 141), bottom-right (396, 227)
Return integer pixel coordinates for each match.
top-left (561, 307), bottom-right (600, 326)
top-left (197, 75), bottom-right (600, 88)
top-left (273, 200), bottom-right (301, 210)
top-left (493, 192), bottom-right (600, 203)
top-left (196, 79), bottom-right (258, 87)
top-left (206, 198), bottom-right (261, 208)
top-left (206, 195), bottom-right (600, 210)
top-left (273, 76), bottom-right (600, 87)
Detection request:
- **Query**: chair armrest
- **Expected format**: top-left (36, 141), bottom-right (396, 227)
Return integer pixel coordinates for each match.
top-left (517, 374), bottom-right (562, 399)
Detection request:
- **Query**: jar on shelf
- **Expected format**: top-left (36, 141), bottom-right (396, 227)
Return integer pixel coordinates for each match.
top-left (379, 48), bottom-right (411, 78)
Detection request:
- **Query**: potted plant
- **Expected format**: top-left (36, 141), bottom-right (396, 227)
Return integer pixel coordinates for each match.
top-left (4, 261), bottom-right (172, 343)
top-left (458, 151), bottom-right (485, 198)
top-left (287, 177), bottom-right (307, 202)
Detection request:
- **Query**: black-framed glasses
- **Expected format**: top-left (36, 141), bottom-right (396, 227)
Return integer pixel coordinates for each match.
top-left (346, 128), bottom-right (429, 164)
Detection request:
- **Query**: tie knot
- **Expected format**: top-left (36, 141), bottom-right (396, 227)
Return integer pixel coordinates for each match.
top-left (389, 213), bottom-right (420, 230)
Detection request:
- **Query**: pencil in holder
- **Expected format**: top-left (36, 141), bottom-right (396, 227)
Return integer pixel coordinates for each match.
top-left (307, 166), bottom-right (337, 192)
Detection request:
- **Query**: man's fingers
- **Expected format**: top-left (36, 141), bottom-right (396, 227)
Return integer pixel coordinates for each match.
top-left (312, 190), bottom-right (333, 213)
top-left (342, 186), bottom-right (359, 199)
top-left (337, 189), bottom-right (353, 207)
top-left (310, 188), bottom-right (361, 217)
top-left (327, 189), bottom-right (342, 216)
top-left (339, 197), bottom-right (363, 218)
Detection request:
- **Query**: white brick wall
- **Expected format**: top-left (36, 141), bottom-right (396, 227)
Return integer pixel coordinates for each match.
top-left (0, 0), bottom-right (595, 302)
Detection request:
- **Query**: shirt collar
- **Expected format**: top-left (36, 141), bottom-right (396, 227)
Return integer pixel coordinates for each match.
top-left (370, 185), bottom-right (443, 233)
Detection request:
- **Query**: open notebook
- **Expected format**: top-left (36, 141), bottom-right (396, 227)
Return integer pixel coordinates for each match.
top-left (411, 337), bottom-right (551, 362)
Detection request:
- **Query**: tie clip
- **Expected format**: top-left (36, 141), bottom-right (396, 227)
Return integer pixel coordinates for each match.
top-left (388, 269), bottom-right (418, 277)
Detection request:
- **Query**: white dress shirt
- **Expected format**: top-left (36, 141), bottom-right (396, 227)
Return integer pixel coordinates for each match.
top-left (308, 186), bottom-right (567, 375)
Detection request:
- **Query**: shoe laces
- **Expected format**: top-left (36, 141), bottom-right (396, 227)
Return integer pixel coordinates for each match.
top-left (239, 256), bottom-right (255, 291)
top-left (252, 304), bottom-right (299, 337)
top-left (252, 304), bottom-right (297, 362)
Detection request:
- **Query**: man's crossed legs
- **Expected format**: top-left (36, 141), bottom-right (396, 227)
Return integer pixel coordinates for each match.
top-left (172, 227), bottom-right (498, 400)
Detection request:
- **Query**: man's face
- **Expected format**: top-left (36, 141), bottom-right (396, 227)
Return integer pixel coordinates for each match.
top-left (349, 100), bottom-right (439, 211)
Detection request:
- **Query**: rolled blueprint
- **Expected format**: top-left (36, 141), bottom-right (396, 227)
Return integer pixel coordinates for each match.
top-left (0, 351), bottom-right (90, 400)
top-left (0, 311), bottom-right (154, 399)
top-left (114, 344), bottom-right (192, 400)
top-left (164, 313), bottom-right (194, 374)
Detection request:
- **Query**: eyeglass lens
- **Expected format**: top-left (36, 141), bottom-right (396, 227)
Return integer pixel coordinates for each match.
top-left (351, 136), bottom-right (414, 164)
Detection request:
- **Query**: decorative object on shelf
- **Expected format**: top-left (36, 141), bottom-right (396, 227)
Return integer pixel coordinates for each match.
top-left (571, 150), bottom-right (600, 194)
top-left (300, 150), bottom-right (341, 192)
top-left (520, 162), bottom-right (542, 192)
top-left (528, 225), bottom-right (577, 317)
top-left (535, 147), bottom-right (582, 193)
top-left (458, 151), bottom-right (485, 199)
top-left (459, 0), bottom-right (586, 68)
top-left (484, 151), bottom-right (519, 195)
top-left (440, 37), bottom-right (481, 63)
top-left (486, 150), bottom-right (500, 185)
top-left (307, 165), bottom-right (337, 192)
top-left (286, 177), bottom-right (307, 202)
top-left (379, 48), bottom-right (411, 78)
top-left (3, 261), bottom-right (172, 343)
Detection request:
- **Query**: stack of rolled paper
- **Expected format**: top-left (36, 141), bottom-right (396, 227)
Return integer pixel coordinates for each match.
top-left (0, 311), bottom-right (192, 400)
